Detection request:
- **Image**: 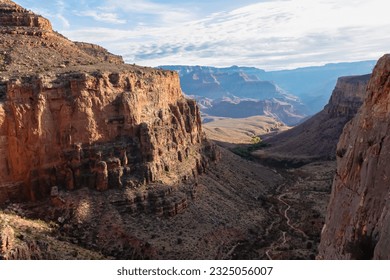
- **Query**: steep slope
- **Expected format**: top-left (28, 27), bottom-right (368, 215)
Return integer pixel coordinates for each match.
top-left (0, 0), bottom-right (216, 205)
top-left (0, 212), bottom-right (106, 259)
top-left (255, 74), bottom-right (370, 163)
top-left (318, 54), bottom-right (390, 259)
top-left (0, 0), bottom-right (124, 77)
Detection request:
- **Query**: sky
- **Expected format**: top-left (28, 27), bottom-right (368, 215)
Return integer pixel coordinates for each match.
top-left (14, 0), bottom-right (390, 70)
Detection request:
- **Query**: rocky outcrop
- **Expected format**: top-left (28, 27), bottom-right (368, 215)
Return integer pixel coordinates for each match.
top-left (0, 1), bottom-right (217, 205)
top-left (318, 54), bottom-right (390, 259)
top-left (325, 75), bottom-right (371, 117)
top-left (259, 74), bottom-right (370, 163)
top-left (109, 184), bottom-right (190, 217)
top-left (0, 0), bottom-right (52, 31)
top-left (0, 63), bottom-right (214, 205)
top-left (0, 0), bottom-right (123, 76)
top-left (0, 212), bottom-right (107, 259)
top-left (74, 42), bottom-right (124, 65)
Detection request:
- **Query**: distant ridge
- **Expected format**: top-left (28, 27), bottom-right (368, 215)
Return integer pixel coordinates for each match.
top-left (161, 61), bottom-right (375, 115)
top-left (254, 74), bottom-right (371, 163)
top-left (161, 65), bottom-right (307, 125)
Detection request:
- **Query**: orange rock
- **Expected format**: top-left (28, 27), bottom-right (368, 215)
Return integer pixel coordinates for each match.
top-left (0, 1), bottom-right (218, 205)
top-left (318, 54), bottom-right (390, 260)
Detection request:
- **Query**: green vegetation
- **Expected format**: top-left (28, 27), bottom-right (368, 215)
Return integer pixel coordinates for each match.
top-left (251, 136), bottom-right (261, 144)
top-left (231, 136), bottom-right (269, 159)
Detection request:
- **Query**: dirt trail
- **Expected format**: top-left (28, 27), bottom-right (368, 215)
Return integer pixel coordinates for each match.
top-left (264, 180), bottom-right (309, 260)
top-left (278, 193), bottom-right (308, 238)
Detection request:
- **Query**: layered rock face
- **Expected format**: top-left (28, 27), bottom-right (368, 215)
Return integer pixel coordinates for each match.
top-left (0, 0), bottom-right (52, 31)
top-left (0, 1), bottom-right (216, 205)
top-left (0, 0), bottom-right (123, 76)
top-left (325, 75), bottom-right (371, 117)
top-left (261, 74), bottom-right (370, 161)
top-left (318, 54), bottom-right (390, 259)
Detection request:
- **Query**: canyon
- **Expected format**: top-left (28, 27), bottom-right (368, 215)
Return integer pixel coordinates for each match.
top-left (1, 0), bottom-right (389, 261)
top-left (161, 62), bottom-right (374, 125)
top-left (254, 74), bottom-right (371, 165)
top-left (0, 0), bottom-right (220, 259)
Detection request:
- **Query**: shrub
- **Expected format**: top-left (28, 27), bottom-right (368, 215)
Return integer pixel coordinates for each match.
top-left (251, 136), bottom-right (261, 144)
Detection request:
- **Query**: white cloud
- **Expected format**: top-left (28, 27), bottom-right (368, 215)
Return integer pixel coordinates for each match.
top-left (101, 0), bottom-right (195, 24)
top-left (56, 0), bottom-right (65, 12)
top-left (57, 13), bottom-right (70, 29)
top-left (77, 11), bottom-right (126, 24)
top-left (62, 0), bottom-right (390, 70)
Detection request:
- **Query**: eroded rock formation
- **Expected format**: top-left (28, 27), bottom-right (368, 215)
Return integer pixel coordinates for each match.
top-left (318, 54), bottom-right (390, 259)
top-left (0, 0), bottom-right (123, 76)
top-left (0, 0), bottom-right (52, 30)
top-left (0, 0), bottom-right (217, 205)
top-left (259, 74), bottom-right (370, 163)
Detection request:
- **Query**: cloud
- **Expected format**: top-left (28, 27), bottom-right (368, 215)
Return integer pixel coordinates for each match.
top-left (24, 1), bottom-right (71, 29)
top-left (57, 14), bottom-right (70, 29)
top-left (61, 0), bottom-right (390, 70)
top-left (56, 0), bottom-right (65, 12)
top-left (101, 0), bottom-right (195, 24)
top-left (77, 11), bottom-right (126, 24)
top-left (54, 0), bottom-right (71, 29)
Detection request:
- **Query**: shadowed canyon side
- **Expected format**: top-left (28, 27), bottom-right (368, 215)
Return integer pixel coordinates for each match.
top-left (318, 54), bottom-right (390, 259)
top-left (254, 74), bottom-right (370, 165)
top-left (0, 0), bottom-right (217, 205)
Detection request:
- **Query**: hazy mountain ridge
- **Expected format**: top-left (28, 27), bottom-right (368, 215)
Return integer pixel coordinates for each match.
top-left (161, 61), bottom-right (375, 119)
top-left (161, 65), bottom-right (307, 125)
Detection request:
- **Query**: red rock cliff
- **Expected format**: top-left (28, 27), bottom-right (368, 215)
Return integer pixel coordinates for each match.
top-left (318, 54), bottom-right (390, 259)
top-left (0, 0), bottom-right (52, 30)
top-left (0, 1), bottom-right (216, 204)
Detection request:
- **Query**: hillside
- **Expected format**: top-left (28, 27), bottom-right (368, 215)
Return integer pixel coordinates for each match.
top-left (202, 115), bottom-right (288, 146)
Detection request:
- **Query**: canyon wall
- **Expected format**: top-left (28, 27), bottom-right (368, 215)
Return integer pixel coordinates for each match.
top-left (0, 0), bottom-right (217, 205)
top-left (261, 74), bottom-right (370, 161)
top-left (318, 54), bottom-right (390, 259)
top-left (0, 71), bottom-right (213, 204)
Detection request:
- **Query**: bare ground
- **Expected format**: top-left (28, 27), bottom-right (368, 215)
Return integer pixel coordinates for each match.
top-left (1, 143), bottom-right (334, 260)
top-left (203, 115), bottom-right (289, 147)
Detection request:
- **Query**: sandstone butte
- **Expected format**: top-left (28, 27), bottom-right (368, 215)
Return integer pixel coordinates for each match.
top-left (318, 54), bottom-right (390, 259)
top-left (0, 0), bottom-right (219, 205)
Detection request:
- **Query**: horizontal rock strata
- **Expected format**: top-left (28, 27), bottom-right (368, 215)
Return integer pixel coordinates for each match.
top-left (0, 0), bottom-right (218, 204)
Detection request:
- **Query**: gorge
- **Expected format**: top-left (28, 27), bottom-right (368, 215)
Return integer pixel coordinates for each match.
top-left (1, 0), bottom-right (389, 261)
